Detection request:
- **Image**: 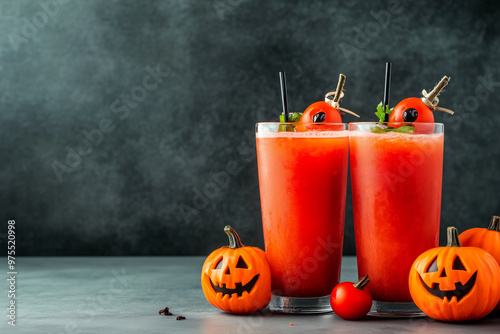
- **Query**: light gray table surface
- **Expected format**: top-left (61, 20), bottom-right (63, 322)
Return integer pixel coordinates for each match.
top-left (2, 256), bottom-right (499, 333)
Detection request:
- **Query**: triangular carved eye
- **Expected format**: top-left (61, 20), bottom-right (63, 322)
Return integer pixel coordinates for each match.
top-left (214, 258), bottom-right (223, 269)
top-left (236, 256), bottom-right (248, 269)
top-left (426, 257), bottom-right (439, 272)
top-left (453, 256), bottom-right (466, 271)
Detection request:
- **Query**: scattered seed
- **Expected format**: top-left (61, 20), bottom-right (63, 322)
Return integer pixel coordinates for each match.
top-left (159, 307), bottom-right (173, 316)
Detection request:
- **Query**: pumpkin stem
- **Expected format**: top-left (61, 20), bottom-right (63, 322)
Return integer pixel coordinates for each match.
top-left (487, 216), bottom-right (500, 232)
top-left (446, 226), bottom-right (462, 247)
top-left (353, 274), bottom-right (370, 291)
top-left (224, 225), bottom-right (244, 249)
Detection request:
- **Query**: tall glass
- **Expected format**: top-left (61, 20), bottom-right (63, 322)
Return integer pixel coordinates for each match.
top-left (349, 122), bottom-right (444, 317)
top-left (255, 123), bottom-right (349, 313)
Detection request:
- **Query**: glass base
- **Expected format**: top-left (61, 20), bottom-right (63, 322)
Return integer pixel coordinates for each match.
top-left (268, 295), bottom-right (332, 314)
top-left (368, 300), bottom-right (425, 318)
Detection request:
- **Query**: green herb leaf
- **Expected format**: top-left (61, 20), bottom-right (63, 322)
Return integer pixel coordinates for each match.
top-left (278, 124), bottom-right (296, 132)
top-left (278, 112), bottom-right (302, 132)
top-left (375, 102), bottom-right (393, 123)
top-left (290, 112), bottom-right (302, 122)
top-left (370, 125), bottom-right (415, 134)
top-left (369, 125), bottom-right (387, 133)
top-left (393, 126), bottom-right (415, 134)
top-left (280, 112), bottom-right (303, 123)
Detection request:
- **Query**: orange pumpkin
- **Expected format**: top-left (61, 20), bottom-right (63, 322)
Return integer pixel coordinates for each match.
top-left (459, 216), bottom-right (500, 265)
top-left (409, 226), bottom-right (500, 321)
top-left (201, 225), bottom-right (271, 314)
top-left (459, 215), bottom-right (500, 311)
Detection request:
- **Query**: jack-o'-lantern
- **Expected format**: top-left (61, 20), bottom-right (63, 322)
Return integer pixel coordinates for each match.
top-left (409, 226), bottom-right (500, 321)
top-left (201, 225), bottom-right (271, 314)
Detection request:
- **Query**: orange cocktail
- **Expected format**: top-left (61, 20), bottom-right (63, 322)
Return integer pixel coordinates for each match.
top-left (256, 123), bottom-right (349, 313)
top-left (349, 123), bottom-right (444, 314)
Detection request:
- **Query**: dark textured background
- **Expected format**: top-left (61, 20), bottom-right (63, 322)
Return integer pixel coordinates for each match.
top-left (1, 0), bottom-right (499, 256)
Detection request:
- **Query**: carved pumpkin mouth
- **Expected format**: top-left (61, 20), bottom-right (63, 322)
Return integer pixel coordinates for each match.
top-left (210, 274), bottom-right (260, 297)
top-left (418, 271), bottom-right (477, 302)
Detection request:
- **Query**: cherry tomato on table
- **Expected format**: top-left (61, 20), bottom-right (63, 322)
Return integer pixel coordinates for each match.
top-left (389, 97), bottom-right (435, 123)
top-left (330, 275), bottom-right (372, 320)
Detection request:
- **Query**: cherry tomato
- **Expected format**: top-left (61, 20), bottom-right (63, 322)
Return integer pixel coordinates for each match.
top-left (300, 101), bottom-right (342, 124)
top-left (389, 97), bottom-right (434, 123)
top-left (330, 275), bottom-right (372, 320)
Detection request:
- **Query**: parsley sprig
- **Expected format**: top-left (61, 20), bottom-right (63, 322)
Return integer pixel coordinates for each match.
top-left (370, 125), bottom-right (415, 134)
top-left (372, 102), bottom-right (415, 133)
top-left (375, 102), bottom-right (393, 123)
top-left (279, 112), bottom-right (302, 123)
top-left (278, 112), bottom-right (302, 132)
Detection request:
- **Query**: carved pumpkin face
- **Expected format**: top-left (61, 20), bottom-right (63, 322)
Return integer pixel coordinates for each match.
top-left (201, 226), bottom-right (271, 314)
top-left (416, 252), bottom-right (477, 303)
top-left (409, 227), bottom-right (500, 322)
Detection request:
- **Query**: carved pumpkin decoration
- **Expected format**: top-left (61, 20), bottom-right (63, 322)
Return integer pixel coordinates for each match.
top-left (459, 215), bottom-right (500, 312)
top-left (201, 225), bottom-right (271, 314)
top-left (409, 226), bottom-right (500, 321)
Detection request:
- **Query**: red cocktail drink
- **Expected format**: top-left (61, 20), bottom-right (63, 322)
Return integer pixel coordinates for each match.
top-left (349, 122), bottom-right (444, 315)
top-left (256, 123), bottom-right (349, 313)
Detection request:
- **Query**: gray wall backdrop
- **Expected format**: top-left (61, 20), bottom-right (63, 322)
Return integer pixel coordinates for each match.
top-left (1, 0), bottom-right (499, 255)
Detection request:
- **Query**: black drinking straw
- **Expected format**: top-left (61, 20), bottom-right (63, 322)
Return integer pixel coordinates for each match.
top-left (383, 62), bottom-right (392, 122)
top-left (279, 72), bottom-right (290, 122)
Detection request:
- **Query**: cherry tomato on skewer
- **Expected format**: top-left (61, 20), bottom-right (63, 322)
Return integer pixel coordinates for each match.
top-left (389, 97), bottom-right (435, 123)
top-left (301, 101), bottom-right (342, 124)
top-left (388, 76), bottom-right (453, 124)
top-left (298, 74), bottom-right (359, 131)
